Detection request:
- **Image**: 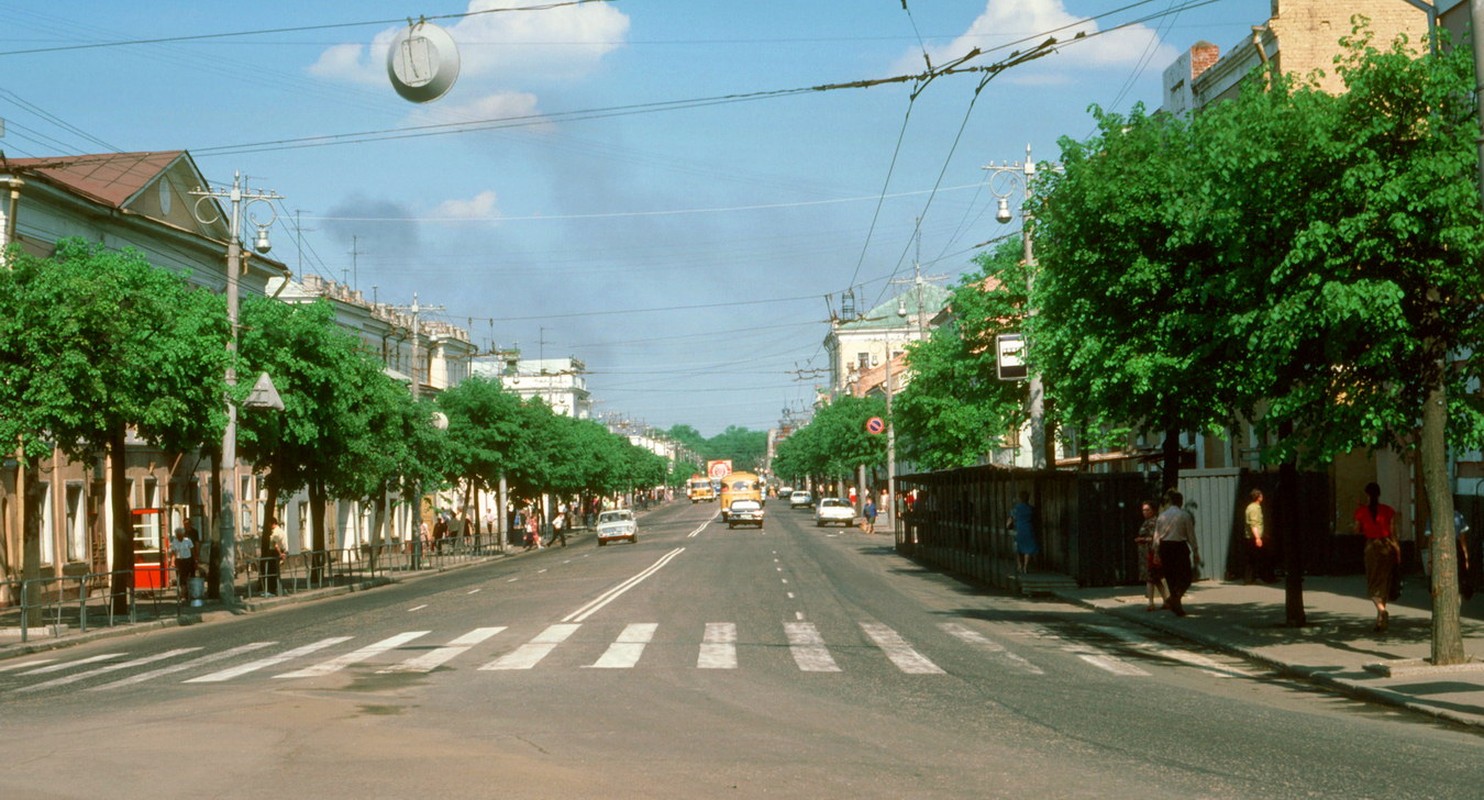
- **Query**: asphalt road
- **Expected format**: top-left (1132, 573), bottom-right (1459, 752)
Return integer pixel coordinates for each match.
top-left (2, 500), bottom-right (1480, 799)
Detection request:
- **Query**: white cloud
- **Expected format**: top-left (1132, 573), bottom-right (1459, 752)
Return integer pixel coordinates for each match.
top-left (308, 0), bottom-right (630, 87)
top-left (895, 0), bottom-right (1175, 81)
top-left (434, 190), bottom-right (501, 220)
top-left (405, 90), bottom-right (552, 133)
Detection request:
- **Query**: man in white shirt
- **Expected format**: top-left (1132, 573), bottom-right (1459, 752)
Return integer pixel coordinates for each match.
top-left (1153, 489), bottom-right (1200, 617)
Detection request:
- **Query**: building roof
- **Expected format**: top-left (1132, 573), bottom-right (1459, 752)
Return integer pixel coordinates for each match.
top-left (837, 283), bottom-right (952, 332)
top-left (4, 151), bottom-right (190, 210)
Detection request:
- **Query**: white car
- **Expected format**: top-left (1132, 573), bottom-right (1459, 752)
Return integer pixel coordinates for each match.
top-left (814, 497), bottom-right (857, 527)
top-left (726, 499), bottom-right (764, 529)
top-left (789, 490), bottom-right (814, 509)
top-left (595, 509), bottom-right (637, 546)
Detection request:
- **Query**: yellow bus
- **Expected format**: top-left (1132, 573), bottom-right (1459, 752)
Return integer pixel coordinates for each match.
top-left (687, 476), bottom-right (716, 503)
top-left (718, 471), bottom-right (763, 520)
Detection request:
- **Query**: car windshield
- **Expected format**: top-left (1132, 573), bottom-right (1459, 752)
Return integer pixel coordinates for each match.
top-left (598, 511), bottom-right (632, 524)
top-left (820, 498), bottom-right (846, 507)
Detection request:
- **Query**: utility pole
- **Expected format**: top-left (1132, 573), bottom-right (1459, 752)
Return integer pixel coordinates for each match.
top-left (190, 172), bottom-right (281, 603)
top-left (393, 293), bottom-right (444, 567)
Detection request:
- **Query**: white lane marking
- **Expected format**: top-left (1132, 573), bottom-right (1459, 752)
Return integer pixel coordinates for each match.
top-left (860, 623), bottom-right (944, 675)
top-left (588, 623), bottom-right (658, 669)
top-left (1088, 625), bottom-right (1258, 678)
top-left (697, 622), bottom-right (737, 669)
top-left (276, 631), bottom-right (429, 679)
top-left (92, 642), bottom-right (277, 690)
top-left (467, 588), bottom-right (482, 595)
top-left (786, 592), bottom-right (795, 599)
top-left (939, 623), bottom-right (1044, 675)
top-left (563, 547), bottom-right (685, 623)
top-left (408, 605), bottom-right (429, 612)
top-left (21, 653), bottom-right (124, 675)
top-left (382, 627), bottom-right (506, 674)
top-left (480, 624), bottom-right (580, 670)
top-left (1077, 653), bottom-right (1150, 676)
top-left (537, 569), bottom-right (548, 574)
top-left (507, 577), bottom-right (519, 582)
top-left (795, 611), bottom-right (804, 621)
top-left (785, 622), bottom-right (840, 672)
top-left (686, 519), bottom-right (712, 538)
top-left (781, 579), bottom-right (788, 585)
top-left (0, 658), bottom-right (56, 673)
top-left (15, 648), bottom-right (203, 693)
top-left (186, 637), bottom-right (353, 683)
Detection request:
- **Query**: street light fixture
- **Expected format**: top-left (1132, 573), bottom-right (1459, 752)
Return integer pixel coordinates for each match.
top-left (985, 145), bottom-right (1053, 470)
top-left (191, 172), bottom-right (281, 603)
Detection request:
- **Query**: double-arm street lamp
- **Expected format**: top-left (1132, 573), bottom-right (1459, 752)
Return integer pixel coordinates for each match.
top-left (191, 172), bottom-right (280, 603)
top-left (985, 145), bottom-right (1055, 470)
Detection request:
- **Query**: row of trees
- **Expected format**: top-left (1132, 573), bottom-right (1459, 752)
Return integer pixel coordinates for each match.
top-left (784, 26), bottom-right (1484, 662)
top-left (0, 240), bottom-right (668, 610)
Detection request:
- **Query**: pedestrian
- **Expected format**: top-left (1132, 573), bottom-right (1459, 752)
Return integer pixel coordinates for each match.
top-left (169, 528), bottom-right (197, 595)
top-left (1242, 489), bottom-right (1274, 584)
top-left (1153, 489), bottom-right (1200, 617)
top-left (260, 525), bottom-right (285, 596)
top-left (552, 511), bottom-right (568, 547)
top-left (1135, 500), bottom-right (1169, 611)
top-left (862, 497), bottom-right (877, 534)
top-left (1420, 508), bottom-right (1472, 601)
top-left (1353, 482), bottom-right (1399, 633)
top-left (1007, 491), bottom-right (1037, 574)
top-left (526, 511), bottom-right (542, 550)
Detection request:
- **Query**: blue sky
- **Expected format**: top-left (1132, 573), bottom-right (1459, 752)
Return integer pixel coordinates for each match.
top-left (0, 1), bottom-right (1269, 438)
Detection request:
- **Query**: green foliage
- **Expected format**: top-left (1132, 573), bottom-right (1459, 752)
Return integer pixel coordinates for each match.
top-left (894, 240), bottom-right (1029, 469)
top-left (0, 239), bottom-right (228, 461)
top-left (773, 395), bottom-right (886, 482)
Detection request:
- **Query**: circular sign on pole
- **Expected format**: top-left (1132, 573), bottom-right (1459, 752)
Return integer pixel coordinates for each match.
top-left (387, 20), bottom-right (461, 103)
top-left (865, 416), bottom-right (886, 435)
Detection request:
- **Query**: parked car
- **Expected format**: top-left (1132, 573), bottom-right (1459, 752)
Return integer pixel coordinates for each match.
top-left (726, 499), bottom-right (765, 529)
top-left (595, 509), bottom-right (638, 545)
top-left (814, 497), bottom-right (856, 527)
top-left (789, 490), bottom-right (814, 509)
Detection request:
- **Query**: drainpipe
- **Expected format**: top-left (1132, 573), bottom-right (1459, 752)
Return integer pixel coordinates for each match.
top-left (1, 175), bottom-right (22, 267)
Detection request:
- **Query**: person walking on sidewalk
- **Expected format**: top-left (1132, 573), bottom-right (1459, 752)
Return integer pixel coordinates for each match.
top-left (1354, 482), bottom-right (1399, 633)
top-left (1153, 489), bottom-right (1200, 616)
top-left (1135, 500), bottom-right (1169, 611)
top-left (862, 497), bottom-right (877, 534)
top-left (1243, 489), bottom-right (1275, 584)
top-left (1008, 491), bottom-right (1038, 574)
top-left (169, 528), bottom-right (197, 595)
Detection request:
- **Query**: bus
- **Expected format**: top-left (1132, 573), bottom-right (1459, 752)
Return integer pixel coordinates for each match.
top-left (718, 471), bottom-right (763, 521)
top-left (687, 476), bottom-right (716, 503)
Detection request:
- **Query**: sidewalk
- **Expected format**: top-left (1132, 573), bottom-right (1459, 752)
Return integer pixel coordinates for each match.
top-left (1051, 573), bottom-right (1484, 730)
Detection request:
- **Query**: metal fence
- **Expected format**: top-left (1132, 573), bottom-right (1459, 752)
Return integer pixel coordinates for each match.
top-left (1, 538), bottom-right (505, 643)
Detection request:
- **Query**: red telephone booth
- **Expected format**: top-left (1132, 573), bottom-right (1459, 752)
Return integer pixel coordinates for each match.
top-left (131, 508), bottom-right (168, 590)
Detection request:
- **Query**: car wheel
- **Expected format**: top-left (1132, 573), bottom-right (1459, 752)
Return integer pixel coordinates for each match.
top-left (598, 539), bottom-right (606, 546)
top-left (630, 536), bottom-right (638, 544)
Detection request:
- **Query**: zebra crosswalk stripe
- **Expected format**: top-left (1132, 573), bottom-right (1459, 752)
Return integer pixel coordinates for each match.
top-left (15, 648), bottom-right (203, 694)
top-left (480, 623), bottom-right (580, 670)
top-left (697, 622), bottom-right (737, 669)
top-left (939, 623), bottom-right (1044, 675)
top-left (785, 622), bottom-right (840, 672)
top-left (860, 622), bottom-right (944, 674)
top-left (381, 626), bottom-right (506, 674)
top-left (92, 642), bottom-right (278, 690)
top-left (588, 623), bottom-right (658, 669)
top-left (276, 631), bottom-right (430, 679)
top-left (185, 637), bottom-right (353, 683)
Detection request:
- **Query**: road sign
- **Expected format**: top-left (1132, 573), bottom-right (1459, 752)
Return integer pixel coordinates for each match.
top-left (865, 416), bottom-right (886, 435)
top-left (997, 333), bottom-right (1027, 380)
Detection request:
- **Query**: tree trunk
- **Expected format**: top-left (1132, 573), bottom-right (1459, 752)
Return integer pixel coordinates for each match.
top-left (1161, 426), bottom-right (1181, 491)
top-left (109, 424), bottom-right (132, 616)
top-left (309, 479), bottom-right (328, 584)
top-left (20, 449), bottom-right (43, 628)
top-left (1421, 373), bottom-right (1465, 664)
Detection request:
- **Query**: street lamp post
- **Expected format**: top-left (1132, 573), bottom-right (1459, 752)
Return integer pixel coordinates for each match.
top-left (986, 145), bottom-right (1054, 470)
top-left (191, 172), bottom-right (280, 603)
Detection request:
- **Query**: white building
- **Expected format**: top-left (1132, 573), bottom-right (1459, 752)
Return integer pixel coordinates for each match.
top-left (473, 354), bottom-right (593, 419)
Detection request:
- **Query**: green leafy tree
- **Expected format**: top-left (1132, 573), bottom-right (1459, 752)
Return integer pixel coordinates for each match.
top-left (236, 297), bottom-right (408, 568)
top-left (773, 396), bottom-right (885, 490)
top-left (0, 240), bottom-right (228, 614)
top-left (438, 376), bottom-right (531, 535)
top-left (895, 240), bottom-right (1030, 470)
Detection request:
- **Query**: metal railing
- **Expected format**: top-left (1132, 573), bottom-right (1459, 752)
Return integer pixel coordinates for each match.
top-left (0, 570), bottom-right (156, 643)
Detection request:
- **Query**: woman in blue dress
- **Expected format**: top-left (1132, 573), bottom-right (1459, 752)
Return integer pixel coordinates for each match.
top-left (1008, 491), bottom-right (1037, 574)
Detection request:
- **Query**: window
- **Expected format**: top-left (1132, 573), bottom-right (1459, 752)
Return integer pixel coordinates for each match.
top-left (857, 352), bottom-right (871, 370)
top-left (40, 481), bottom-right (55, 566)
top-left (65, 483), bottom-right (86, 563)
